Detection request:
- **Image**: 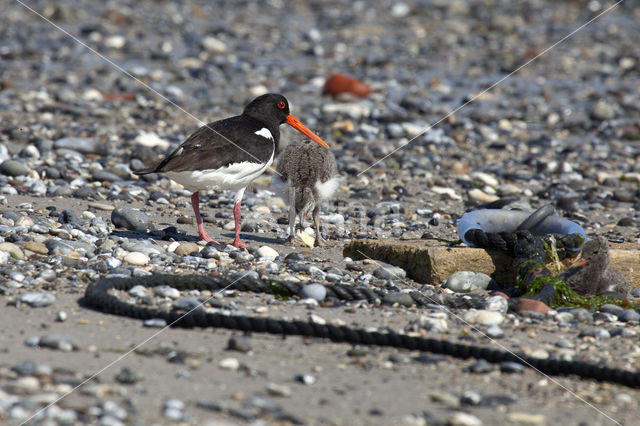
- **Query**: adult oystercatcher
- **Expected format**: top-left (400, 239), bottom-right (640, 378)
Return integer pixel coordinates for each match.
top-left (271, 139), bottom-right (338, 247)
top-left (134, 93), bottom-right (329, 248)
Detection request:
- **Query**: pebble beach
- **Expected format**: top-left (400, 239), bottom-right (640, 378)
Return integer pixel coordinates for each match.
top-left (1, 0), bottom-right (640, 424)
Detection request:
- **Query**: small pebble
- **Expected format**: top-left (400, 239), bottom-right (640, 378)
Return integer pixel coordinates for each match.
top-left (299, 284), bottom-right (327, 302)
top-left (219, 357), bottom-right (240, 370)
top-left (227, 336), bottom-right (252, 353)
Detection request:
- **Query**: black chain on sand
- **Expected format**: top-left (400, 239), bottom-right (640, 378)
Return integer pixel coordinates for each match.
top-left (84, 274), bottom-right (640, 388)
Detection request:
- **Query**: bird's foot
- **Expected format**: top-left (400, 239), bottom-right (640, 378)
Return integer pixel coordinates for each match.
top-left (284, 235), bottom-right (295, 244)
top-left (199, 232), bottom-right (221, 245)
top-left (314, 236), bottom-right (327, 247)
top-left (231, 238), bottom-right (248, 249)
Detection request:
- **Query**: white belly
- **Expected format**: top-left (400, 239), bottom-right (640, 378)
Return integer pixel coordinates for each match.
top-left (167, 151), bottom-right (274, 192)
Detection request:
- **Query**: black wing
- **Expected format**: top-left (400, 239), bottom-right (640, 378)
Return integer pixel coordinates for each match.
top-left (134, 115), bottom-right (277, 174)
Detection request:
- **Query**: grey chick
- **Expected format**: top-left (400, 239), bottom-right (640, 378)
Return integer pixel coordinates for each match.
top-left (562, 237), bottom-right (630, 296)
top-left (271, 139), bottom-right (339, 246)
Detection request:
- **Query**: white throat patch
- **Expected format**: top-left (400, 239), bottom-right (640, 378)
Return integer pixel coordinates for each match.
top-left (254, 128), bottom-right (273, 140)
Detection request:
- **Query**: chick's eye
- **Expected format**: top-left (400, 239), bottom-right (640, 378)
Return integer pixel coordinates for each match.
top-left (277, 101), bottom-right (286, 109)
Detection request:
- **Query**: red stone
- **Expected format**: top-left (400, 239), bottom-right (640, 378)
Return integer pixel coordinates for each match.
top-left (323, 73), bottom-right (372, 98)
top-left (491, 291), bottom-right (509, 300)
top-left (103, 92), bottom-right (135, 102)
top-left (515, 298), bottom-right (551, 315)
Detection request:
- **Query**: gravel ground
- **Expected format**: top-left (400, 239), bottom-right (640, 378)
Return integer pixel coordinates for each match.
top-left (1, 0), bottom-right (640, 424)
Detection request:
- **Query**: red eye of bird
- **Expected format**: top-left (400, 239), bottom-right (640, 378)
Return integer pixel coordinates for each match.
top-left (277, 101), bottom-right (286, 109)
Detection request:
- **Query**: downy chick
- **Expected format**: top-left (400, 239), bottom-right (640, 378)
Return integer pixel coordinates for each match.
top-left (271, 139), bottom-right (339, 246)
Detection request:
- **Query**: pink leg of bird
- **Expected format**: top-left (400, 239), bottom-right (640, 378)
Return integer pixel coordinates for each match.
top-left (191, 192), bottom-right (220, 244)
top-left (231, 188), bottom-right (247, 248)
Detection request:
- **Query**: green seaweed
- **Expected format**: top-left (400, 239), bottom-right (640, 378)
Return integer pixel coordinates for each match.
top-left (515, 236), bottom-right (630, 310)
top-left (518, 268), bottom-right (629, 310)
top-left (268, 280), bottom-right (291, 300)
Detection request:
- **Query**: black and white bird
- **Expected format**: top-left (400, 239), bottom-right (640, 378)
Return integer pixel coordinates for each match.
top-left (134, 93), bottom-right (328, 248)
top-left (271, 139), bottom-right (339, 247)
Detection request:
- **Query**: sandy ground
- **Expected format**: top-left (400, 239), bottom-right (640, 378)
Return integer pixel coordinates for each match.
top-left (2, 194), bottom-right (639, 425)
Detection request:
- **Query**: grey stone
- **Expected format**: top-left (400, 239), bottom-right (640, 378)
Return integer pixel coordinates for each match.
top-left (38, 333), bottom-right (80, 351)
top-left (11, 360), bottom-right (38, 376)
top-left (111, 206), bottom-right (153, 231)
top-left (172, 297), bottom-right (202, 311)
top-left (373, 265), bottom-right (407, 280)
top-left (44, 239), bottom-right (75, 255)
top-left (92, 170), bottom-right (122, 182)
top-left (59, 209), bottom-right (83, 227)
top-left (599, 304), bottom-right (624, 316)
top-left (619, 309), bottom-right (640, 323)
top-left (468, 359), bottom-right (493, 374)
top-left (227, 336), bottom-right (252, 353)
top-left (444, 271), bottom-right (493, 293)
top-left (154, 285), bottom-right (181, 299)
top-left (382, 292), bottom-right (414, 306)
top-left (115, 367), bottom-right (142, 384)
top-left (0, 160), bottom-right (29, 176)
top-left (55, 137), bottom-right (102, 154)
top-left (19, 292), bottom-right (56, 307)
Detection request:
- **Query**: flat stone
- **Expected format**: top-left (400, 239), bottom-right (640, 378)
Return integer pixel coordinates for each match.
top-left (55, 137), bottom-right (102, 154)
top-left (506, 412), bottom-right (546, 425)
top-left (382, 292), bottom-right (414, 307)
top-left (0, 242), bottom-right (25, 260)
top-left (373, 265), bottom-right (407, 280)
top-left (447, 412), bottom-right (483, 426)
top-left (266, 382), bottom-right (291, 397)
top-left (88, 202), bottom-right (115, 211)
top-left (344, 239), bottom-right (640, 287)
top-left (20, 292), bottom-right (56, 307)
top-left (23, 241), bottom-right (48, 254)
top-left (38, 333), bottom-right (80, 351)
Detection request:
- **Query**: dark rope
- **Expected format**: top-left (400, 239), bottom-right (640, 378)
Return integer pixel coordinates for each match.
top-left (84, 275), bottom-right (640, 388)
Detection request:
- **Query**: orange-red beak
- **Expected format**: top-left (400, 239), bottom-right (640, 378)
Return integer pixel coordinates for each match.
top-left (570, 258), bottom-right (591, 269)
top-left (285, 115), bottom-right (329, 149)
